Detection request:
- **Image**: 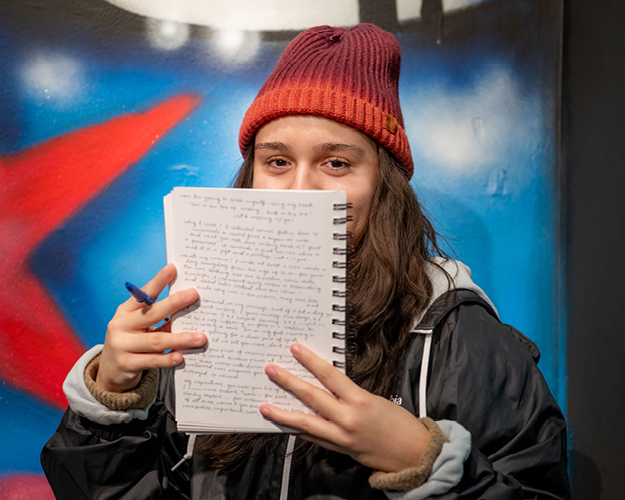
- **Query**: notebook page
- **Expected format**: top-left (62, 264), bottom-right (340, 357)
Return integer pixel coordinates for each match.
top-left (164, 187), bottom-right (346, 433)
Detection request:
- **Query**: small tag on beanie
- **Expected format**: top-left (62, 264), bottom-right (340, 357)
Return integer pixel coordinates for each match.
top-left (385, 113), bottom-right (398, 134)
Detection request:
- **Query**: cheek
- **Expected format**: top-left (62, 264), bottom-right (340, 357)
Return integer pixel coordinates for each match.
top-left (251, 164), bottom-right (267, 189)
top-left (350, 180), bottom-right (376, 213)
top-left (347, 187), bottom-right (375, 237)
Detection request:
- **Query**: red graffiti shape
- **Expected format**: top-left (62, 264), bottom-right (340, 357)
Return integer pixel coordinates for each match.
top-left (0, 94), bottom-right (201, 408)
top-left (0, 474), bottom-right (55, 500)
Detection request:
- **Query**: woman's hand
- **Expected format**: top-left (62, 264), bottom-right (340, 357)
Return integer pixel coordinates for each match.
top-left (260, 343), bottom-right (431, 473)
top-left (96, 264), bottom-right (207, 393)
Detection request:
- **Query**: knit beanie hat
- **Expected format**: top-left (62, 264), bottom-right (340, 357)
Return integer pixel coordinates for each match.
top-left (239, 23), bottom-right (414, 178)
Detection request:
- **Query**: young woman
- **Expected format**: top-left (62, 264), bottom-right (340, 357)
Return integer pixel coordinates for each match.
top-left (42, 24), bottom-right (570, 499)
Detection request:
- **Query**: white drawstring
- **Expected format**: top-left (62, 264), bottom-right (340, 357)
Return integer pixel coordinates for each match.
top-left (279, 434), bottom-right (297, 500)
top-left (412, 328), bottom-right (434, 418)
top-left (171, 433), bottom-right (197, 472)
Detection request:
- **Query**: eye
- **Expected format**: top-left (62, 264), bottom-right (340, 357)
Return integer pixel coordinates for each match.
top-left (264, 157), bottom-right (291, 169)
top-left (322, 158), bottom-right (351, 172)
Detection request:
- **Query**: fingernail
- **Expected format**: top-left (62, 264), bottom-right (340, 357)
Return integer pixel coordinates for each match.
top-left (291, 343), bottom-right (302, 355)
top-left (260, 405), bottom-right (271, 417)
top-left (191, 333), bottom-right (205, 344)
top-left (265, 365), bottom-right (278, 377)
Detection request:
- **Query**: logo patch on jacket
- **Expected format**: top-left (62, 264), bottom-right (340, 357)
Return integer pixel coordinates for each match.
top-left (390, 395), bottom-right (402, 405)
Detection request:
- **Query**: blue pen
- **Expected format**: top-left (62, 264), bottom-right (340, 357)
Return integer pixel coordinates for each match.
top-left (125, 282), bottom-right (155, 305)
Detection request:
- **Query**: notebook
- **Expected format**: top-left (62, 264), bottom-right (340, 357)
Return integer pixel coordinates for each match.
top-left (164, 187), bottom-right (348, 433)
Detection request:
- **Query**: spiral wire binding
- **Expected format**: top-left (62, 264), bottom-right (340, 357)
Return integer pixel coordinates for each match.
top-left (333, 215), bottom-right (354, 225)
top-left (331, 200), bottom-right (348, 372)
top-left (333, 231), bottom-right (352, 241)
top-left (343, 255), bottom-right (357, 377)
top-left (333, 203), bottom-right (353, 210)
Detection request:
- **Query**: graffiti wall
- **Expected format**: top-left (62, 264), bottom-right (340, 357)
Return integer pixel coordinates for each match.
top-left (0, 0), bottom-right (563, 495)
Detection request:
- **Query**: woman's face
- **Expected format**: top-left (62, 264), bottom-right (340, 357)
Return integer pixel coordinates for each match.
top-left (252, 116), bottom-right (379, 241)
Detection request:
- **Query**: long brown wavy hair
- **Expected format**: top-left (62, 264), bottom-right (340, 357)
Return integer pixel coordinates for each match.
top-left (195, 145), bottom-right (447, 471)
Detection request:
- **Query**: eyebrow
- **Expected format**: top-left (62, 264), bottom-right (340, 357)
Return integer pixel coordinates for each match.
top-left (254, 141), bottom-right (367, 157)
top-left (255, 142), bottom-right (292, 152)
top-left (313, 143), bottom-right (367, 158)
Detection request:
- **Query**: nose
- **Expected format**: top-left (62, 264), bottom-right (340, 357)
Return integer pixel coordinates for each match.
top-left (290, 164), bottom-right (320, 190)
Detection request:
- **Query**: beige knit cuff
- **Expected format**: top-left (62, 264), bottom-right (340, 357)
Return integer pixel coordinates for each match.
top-left (84, 353), bottom-right (159, 411)
top-left (369, 417), bottom-right (448, 491)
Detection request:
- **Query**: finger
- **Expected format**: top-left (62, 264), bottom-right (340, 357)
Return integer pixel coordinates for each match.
top-left (259, 404), bottom-right (349, 452)
top-left (125, 288), bottom-right (198, 329)
top-left (259, 403), bottom-right (336, 433)
top-left (290, 343), bottom-right (358, 399)
top-left (98, 344), bottom-right (188, 391)
top-left (119, 331), bottom-right (207, 353)
top-left (265, 364), bottom-right (342, 420)
top-left (120, 264), bottom-right (177, 312)
top-left (116, 350), bottom-right (188, 373)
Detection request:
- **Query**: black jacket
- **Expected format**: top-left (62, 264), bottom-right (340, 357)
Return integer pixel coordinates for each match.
top-left (41, 290), bottom-right (570, 499)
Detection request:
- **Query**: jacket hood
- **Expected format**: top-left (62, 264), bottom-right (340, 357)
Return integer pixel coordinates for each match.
top-left (417, 258), bottom-right (498, 326)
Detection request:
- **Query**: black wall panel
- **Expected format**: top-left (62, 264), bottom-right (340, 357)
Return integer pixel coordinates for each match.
top-left (565, 1), bottom-right (625, 498)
